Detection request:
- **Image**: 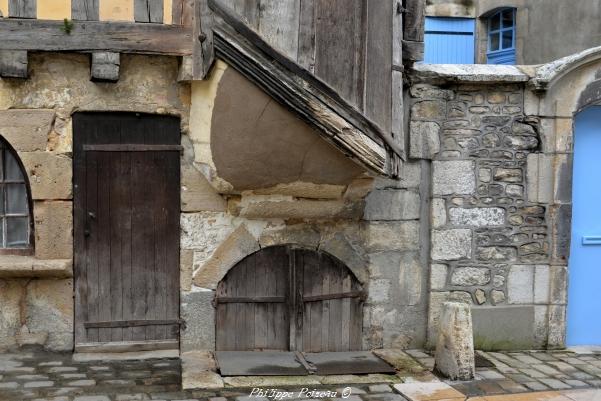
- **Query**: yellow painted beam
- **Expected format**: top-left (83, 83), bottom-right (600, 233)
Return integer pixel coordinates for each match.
top-left (100, 0), bottom-right (134, 21)
top-left (164, 0), bottom-right (172, 24)
top-left (37, 0), bottom-right (71, 20)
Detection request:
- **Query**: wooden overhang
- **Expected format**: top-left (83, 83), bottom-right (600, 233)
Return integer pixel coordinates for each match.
top-left (208, 0), bottom-right (402, 177)
top-left (0, 0), bottom-right (421, 176)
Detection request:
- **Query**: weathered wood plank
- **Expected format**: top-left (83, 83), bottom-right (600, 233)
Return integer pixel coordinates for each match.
top-left (192, 0), bottom-right (214, 79)
top-left (210, 9), bottom-right (392, 175)
top-left (0, 19), bottom-right (192, 56)
top-left (72, 0), bottom-right (99, 21)
top-left (392, 0), bottom-right (403, 67)
top-left (135, 0), bottom-right (164, 23)
top-left (364, 0), bottom-right (392, 133)
top-left (402, 39), bottom-right (424, 63)
top-left (403, 0), bottom-right (425, 42)
top-left (297, 0), bottom-right (315, 72)
top-left (90, 52), bottom-right (120, 82)
top-left (391, 69), bottom-right (405, 157)
top-left (8, 0), bottom-right (35, 18)
top-left (172, 0), bottom-right (193, 25)
top-left (313, 0), bottom-right (365, 108)
top-left (227, 0), bottom-right (260, 29)
top-left (257, 0), bottom-right (300, 60)
top-left (0, 50), bottom-right (27, 78)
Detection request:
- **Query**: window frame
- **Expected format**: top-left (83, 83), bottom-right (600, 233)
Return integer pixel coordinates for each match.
top-left (486, 8), bottom-right (516, 65)
top-left (0, 137), bottom-right (34, 256)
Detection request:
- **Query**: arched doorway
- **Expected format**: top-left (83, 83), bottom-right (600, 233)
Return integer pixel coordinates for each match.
top-left (568, 106), bottom-right (601, 346)
top-left (215, 246), bottom-right (364, 352)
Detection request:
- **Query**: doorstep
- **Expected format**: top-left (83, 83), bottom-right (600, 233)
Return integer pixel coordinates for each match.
top-left (181, 348), bottom-right (436, 390)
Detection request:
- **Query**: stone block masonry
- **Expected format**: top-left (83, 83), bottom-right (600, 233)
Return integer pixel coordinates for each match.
top-left (410, 82), bottom-right (553, 349)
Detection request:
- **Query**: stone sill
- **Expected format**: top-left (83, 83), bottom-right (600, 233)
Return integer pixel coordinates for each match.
top-left (0, 255), bottom-right (72, 278)
top-left (410, 63), bottom-right (532, 84)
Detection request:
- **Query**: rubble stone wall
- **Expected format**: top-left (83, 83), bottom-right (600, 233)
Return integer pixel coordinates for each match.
top-left (409, 80), bottom-right (564, 350)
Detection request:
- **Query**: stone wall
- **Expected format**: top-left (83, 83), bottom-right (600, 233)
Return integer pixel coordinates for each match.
top-left (408, 79), bottom-right (564, 350)
top-left (0, 52), bottom-right (189, 351)
top-left (180, 120), bottom-right (430, 351)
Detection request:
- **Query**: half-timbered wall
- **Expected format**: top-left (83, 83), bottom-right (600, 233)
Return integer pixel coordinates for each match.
top-left (0, 0), bottom-right (180, 23)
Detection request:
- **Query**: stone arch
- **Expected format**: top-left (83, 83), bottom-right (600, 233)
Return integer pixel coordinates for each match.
top-left (193, 223), bottom-right (369, 289)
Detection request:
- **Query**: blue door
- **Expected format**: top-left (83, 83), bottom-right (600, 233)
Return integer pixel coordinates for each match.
top-left (568, 106), bottom-right (601, 345)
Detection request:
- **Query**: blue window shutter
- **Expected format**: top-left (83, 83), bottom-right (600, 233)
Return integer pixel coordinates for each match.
top-left (424, 17), bottom-right (475, 64)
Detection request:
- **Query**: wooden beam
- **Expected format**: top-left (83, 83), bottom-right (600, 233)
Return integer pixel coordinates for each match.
top-left (90, 52), bottom-right (120, 82)
top-left (402, 39), bottom-right (424, 63)
top-left (403, 0), bottom-right (425, 42)
top-left (9, 0), bottom-right (36, 18)
top-left (192, 0), bottom-right (214, 79)
top-left (135, 0), bottom-right (164, 23)
top-left (211, 15), bottom-right (391, 175)
top-left (0, 50), bottom-right (28, 78)
top-left (72, 0), bottom-right (99, 21)
top-left (84, 319), bottom-right (182, 328)
top-left (0, 19), bottom-right (192, 56)
top-left (402, 0), bottom-right (425, 63)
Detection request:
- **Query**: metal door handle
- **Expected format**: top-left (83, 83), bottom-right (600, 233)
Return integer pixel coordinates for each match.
top-left (84, 212), bottom-right (96, 237)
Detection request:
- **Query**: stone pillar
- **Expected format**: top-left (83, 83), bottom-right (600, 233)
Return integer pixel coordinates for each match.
top-left (434, 302), bottom-right (475, 380)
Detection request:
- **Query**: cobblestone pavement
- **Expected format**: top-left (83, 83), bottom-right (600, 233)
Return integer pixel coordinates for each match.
top-left (1, 348), bottom-right (601, 401)
top-left (0, 348), bottom-right (408, 401)
top-left (405, 349), bottom-right (601, 397)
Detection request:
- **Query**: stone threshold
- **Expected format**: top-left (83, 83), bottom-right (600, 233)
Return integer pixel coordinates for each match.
top-left (181, 348), bottom-right (435, 390)
top-left (0, 254), bottom-right (72, 278)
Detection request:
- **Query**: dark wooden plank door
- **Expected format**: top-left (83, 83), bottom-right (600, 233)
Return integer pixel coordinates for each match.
top-left (297, 249), bottom-right (363, 352)
top-left (73, 112), bottom-right (181, 349)
top-left (215, 246), bottom-right (290, 351)
top-left (215, 246), bottom-right (363, 352)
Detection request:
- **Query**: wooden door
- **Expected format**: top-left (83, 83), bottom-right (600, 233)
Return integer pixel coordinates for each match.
top-left (568, 106), bottom-right (601, 346)
top-left (215, 246), bottom-right (290, 351)
top-left (297, 250), bottom-right (363, 352)
top-left (215, 246), bottom-right (364, 352)
top-left (73, 112), bottom-right (181, 350)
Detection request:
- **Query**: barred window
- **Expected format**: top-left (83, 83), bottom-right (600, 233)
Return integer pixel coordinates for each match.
top-left (0, 140), bottom-right (32, 250)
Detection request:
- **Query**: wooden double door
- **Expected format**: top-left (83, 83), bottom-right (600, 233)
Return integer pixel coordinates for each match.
top-left (73, 113), bottom-right (181, 351)
top-left (215, 246), bottom-right (364, 352)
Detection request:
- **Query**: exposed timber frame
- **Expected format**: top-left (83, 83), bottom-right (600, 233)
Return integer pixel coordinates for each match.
top-left (0, 0), bottom-right (405, 176)
top-left (209, 0), bottom-right (402, 176)
top-left (0, 19), bottom-right (192, 55)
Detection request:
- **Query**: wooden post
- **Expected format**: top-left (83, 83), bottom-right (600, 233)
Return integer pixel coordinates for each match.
top-left (134, 0), bottom-right (164, 23)
top-left (192, 0), bottom-right (214, 79)
top-left (172, 0), bottom-right (194, 25)
top-left (402, 0), bottom-right (425, 62)
top-left (9, 0), bottom-right (36, 18)
top-left (72, 0), bottom-right (99, 20)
